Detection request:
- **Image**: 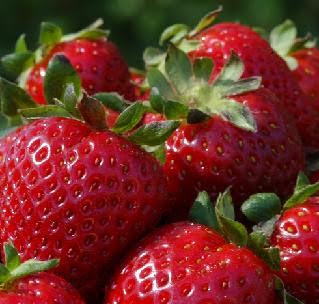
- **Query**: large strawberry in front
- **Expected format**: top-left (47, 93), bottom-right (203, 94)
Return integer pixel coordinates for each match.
top-left (154, 9), bottom-right (319, 152)
top-left (1, 20), bottom-right (135, 104)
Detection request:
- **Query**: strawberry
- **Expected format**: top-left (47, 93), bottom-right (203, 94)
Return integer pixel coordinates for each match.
top-left (0, 56), bottom-right (174, 303)
top-left (241, 172), bottom-right (319, 303)
top-left (144, 46), bottom-right (304, 218)
top-left (129, 68), bottom-right (150, 101)
top-left (269, 20), bottom-right (319, 111)
top-left (1, 20), bottom-right (135, 104)
top-left (152, 9), bottom-right (319, 152)
top-left (0, 243), bottom-right (84, 304)
top-left (104, 190), bottom-right (281, 304)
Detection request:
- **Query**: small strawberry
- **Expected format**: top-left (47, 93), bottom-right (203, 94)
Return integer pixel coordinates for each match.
top-left (0, 55), bottom-right (175, 302)
top-left (269, 20), bottom-right (319, 111)
top-left (241, 172), bottom-right (319, 303)
top-left (0, 242), bottom-right (84, 304)
top-left (129, 68), bottom-right (150, 101)
top-left (144, 46), bottom-right (304, 218)
top-left (149, 8), bottom-right (319, 152)
top-left (104, 190), bottom-right (286, 304)
top-left (1, 20), bottom-right (135, 104)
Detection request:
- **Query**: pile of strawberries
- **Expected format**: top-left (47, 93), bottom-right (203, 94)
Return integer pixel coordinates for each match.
top-left (1, 7), bottom-right (319, 304)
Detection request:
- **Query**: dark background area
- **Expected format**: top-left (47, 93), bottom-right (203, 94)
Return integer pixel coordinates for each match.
top-left (1, 0), bottom-right (319, 68)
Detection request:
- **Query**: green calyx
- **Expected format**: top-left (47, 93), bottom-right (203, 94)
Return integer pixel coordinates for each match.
top-left (0, 19), bottom-right (109, 82)
top-left (147, 45), bottom-right (259, 132)
top-left (270, 19), bottom-right (316, 70)
top-left (0, 242), bottom-right (58, 290)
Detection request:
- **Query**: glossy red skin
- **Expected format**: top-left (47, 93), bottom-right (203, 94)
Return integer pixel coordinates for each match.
top-left (0, 117), bottom-right (169, 302)
top-left (129, 71), bottom-right (150, 101)
top-left (271, 198), bottom-right (319, 303)
top-left (25, 38), bottom-right (135, 104)
top-left (189, 22), bottom-right (319, 152)
top-left (0, 273), bottom-right (84, 304)
top-left (164, 88), bottom-right (304, 218)
top-left (292, 47), bottom-right (319, 110)
top-left (105, 222), bottom-right (278, 304)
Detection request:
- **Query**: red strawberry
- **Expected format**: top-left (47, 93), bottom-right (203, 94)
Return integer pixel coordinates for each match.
top-left (104, 222), bottom-right (278, 304)
top-left (269, 20), bottom-right (319, 112)
top-left (157, 10), bottom-right (319, 152)
top-left (0, 116), bottom-right (169, 302)
top-left (0, 243), bottom-right (84, 304)
top-left (271, 198), bottom-right (319, 303)
top-left (1, 20), bottom-right (135, 104)
top-left (145, 47), bottom-right (304, 218)
top-left (129, 69), bottom-right (150, 101)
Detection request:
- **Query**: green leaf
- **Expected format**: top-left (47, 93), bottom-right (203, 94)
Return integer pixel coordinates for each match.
top-left (15, 34), bottom-right (28, 53)
top-left (19, 105), bottom-right (71, 120)
top-left (252, 26), bottom-right (269, 40)
top-left (128, 120), bottom-right (180, 146)
top-left (295, 172), bottom-right (310, 190)
top-left (214, 52), bottom-right (244, 85)
top-left (165, 45), bottom-right (192, 94)
top-left (215, 188), bottom-right (248, 247)
top-left (193, 58), bottom-right (214, 82)
top-left (252, 216), bottom-right (279, 239)
top-left (275, 276), bottom-right (304, 304)
top-left (221, 77), bottom-right (261, 97)
top-left (0, 126), bottom-right (18, 138)
top-left (39, 22), bottom-right (63, 45)
top-left (78, 94), bottom-right (107, 130)
top-left (142, 144), bottom-right (166, 164)
top-left (188, 6), bottom-right (222, 37)
top-left (44, 54), bottom-right (81, 104)
top-left (112, 103), bottom-right (147, 134)
top-left (143, 47), bottom-right (166, 67)
top-left (94, 92), bottom-right (129, 112)
top-left (0, 78), bottom-right (36, 117)
top-left (4, 243), bottom-right (21, 272)
top-left (178, 39), bottom-right (201, 53)
top-left (62, 83), bottom-right (81, 118)
top-left (147, 68), bottom-right (177, 101)
top-left (285, 56), bottom-right (298, 70)
top-left (0, 264), bottom-right (10, 282)
top-left (241, 193), bottom-right (281, 223)
top-left (159, 24), bottom-right (189, 46)
top-left (187, 109), bottom-right (210, 124)
top-left (270, 20), bottom-right (297, 57)
top-left (189, 191), bottom-right (219, 231)
top-left (1, 52), bottom-right (34, 80)
top-left (9, 259), bottom-right (59, 283)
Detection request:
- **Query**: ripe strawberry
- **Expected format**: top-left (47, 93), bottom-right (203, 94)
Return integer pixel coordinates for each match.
top-left (104, 222), bottom-right (278, 303)
top-left (0, 116), bottom-right (169, 302)
top-left (269, 20), bottom-right (319, 111)
top-left (129, 69), bottom-right (150, 101)
top-left (157, 10), bottom-right (319, 152)
top-left (0, 243), bottom-right (85, 304)
top-left (144, 46), bottom-right (304, 217)
top-left (1, 20), bottom-right (135, 104)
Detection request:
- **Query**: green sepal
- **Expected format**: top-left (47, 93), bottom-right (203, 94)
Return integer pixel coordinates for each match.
top-left (94, 92), bottom-right (129, 113)
top-left (284, 172), bottom-right (319, 210)
top-left (188, 6), bottom-right (222, 37)
top-left (62, 19), bottom-right (110, 41)
top-left (187, 109), bottom-right (210, 124)
top-left (252, 215), bottom-right (279, 239)
top-left (39, 22), bottom-right (63, 46)
top-left (60, 83), bottom-right (81, 118)
top-left (128, 120), bottom-right (180, 146)
top-left (0, 126), bottom-right (18, 138)
top-left (15, 34), bottom-right (28, 53)
top-left (112, 103), bottom-right (148, 134)
top-left (165, 44), bottom-right (192, 94)
top-left (142, 144), bottom-right (166, 165)
top-left (159, 24), bottom-right (190, 46)
top-left (44, 54), bottom-right (81, 104)
top-left (1, 52), bottom-right (35, 81)
top-left (77, 93), bottom-right (107, 131)
top-left (241, 193), bottom-right (282, 223)
top-left (248, 231), bottom-right (280, 271)
top-left (193, 58), bottom-right (214, 83)
top-left (143, 47), bottom-right (166, 68)
top-left (252, 26), bottom-right (269, 40)
top-left (221, 77), bottom-right (261, 97)
top-left (215, 188), bottom-right (248, 247)
top-left (0, 243), bottom-right (59, 287)
top-left (178, 39), bottom-right (202, 53)
top-left (189, 191), bottom-right (220, 232)
top-left (19, 105), bottom-right (71, 120)
top-left (275, 276), bottom-right (304, 304)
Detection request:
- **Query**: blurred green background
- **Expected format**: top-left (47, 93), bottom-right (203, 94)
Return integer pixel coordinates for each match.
top-left (1, 0), bottom-right (318, 68)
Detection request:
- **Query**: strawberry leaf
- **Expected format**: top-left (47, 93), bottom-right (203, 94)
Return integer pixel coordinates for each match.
top-left (215, 188), bottom-right (248, 247)
top-left (221, 77), bottom-right (261, 97)
top-left (4, 243), bottom-right (21, 272)
top-left (44, 54), bottom-right (81, 104)
top-left (39, 22), bottom-right (63, 46)
top-left (19, 105), bottom-right (71, 120)
top-left (159, 24), bottom-right (189, 46)
top-left (61, 83), bottom-right (81, 118)
top-left (143, 47), bottom-right (166, 67)
top-left (1, 52), bottom-right (34, 80)
top-left (15, 34), bottom-right (28, 53)
top-left (189, 191), bottom-right (220, 232)
top-left (142, 144), bottom-right (166, 165)
top-left (241, 193), bottom-right (281, 223)
top-left (94, 92), bottom-right (129, 113)
top-left (129, 120), bottom-right (180, 146)
top-left (193, 58), bottom-right (214, 83)
top-left (275, 276), bottom-right (304, 304)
